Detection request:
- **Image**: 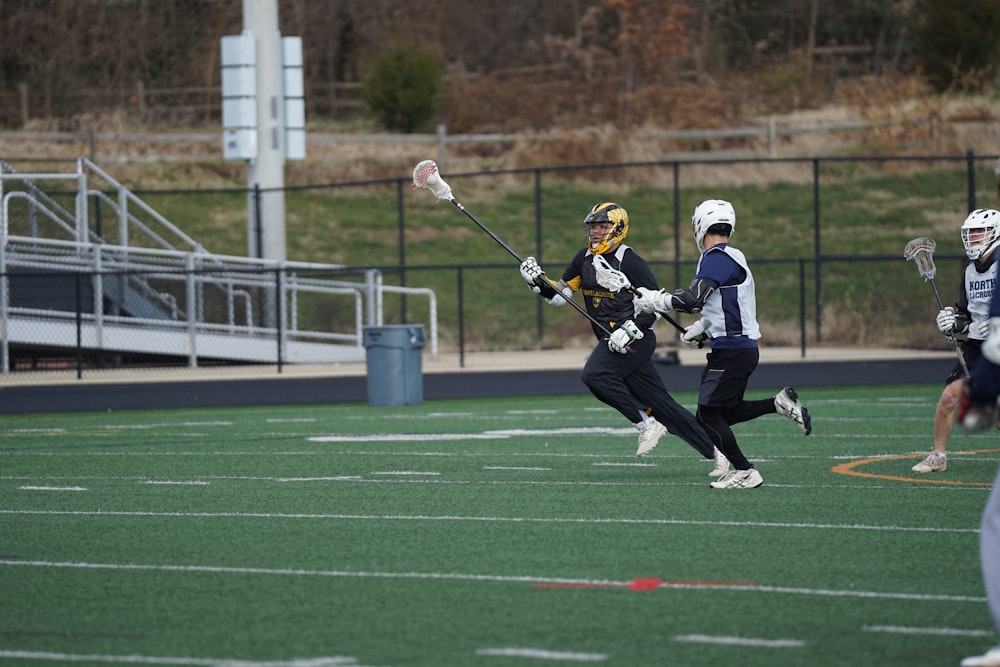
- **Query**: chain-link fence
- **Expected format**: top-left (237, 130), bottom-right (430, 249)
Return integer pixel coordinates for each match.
top-left (3, 152), bottom-right (998, 379)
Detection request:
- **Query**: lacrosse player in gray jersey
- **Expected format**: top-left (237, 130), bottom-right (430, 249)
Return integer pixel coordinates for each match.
top-left (633, 199), bottom-right (811, 489)
top-left (912, 208), bottom-right (1000, 474)
top-left (519, 202), bottom-right (714, 462)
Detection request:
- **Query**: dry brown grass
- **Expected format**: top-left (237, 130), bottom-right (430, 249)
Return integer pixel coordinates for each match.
top-left (1, 72), bottom-right (997, 191)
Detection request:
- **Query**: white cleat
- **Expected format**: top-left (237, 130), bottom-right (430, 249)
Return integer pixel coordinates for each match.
top-left (961, 646), bottom-right (1000, 667)
top-left (709, 447), bottom-right (730, 477)
top-left (710, 468), bottom-right (763, 489)
top-left (635, 417), bottom-right (667, 457)
top-left (774, 387), bottom-right (812, 435)
top-left (912, 452), bottom-right (947, 473)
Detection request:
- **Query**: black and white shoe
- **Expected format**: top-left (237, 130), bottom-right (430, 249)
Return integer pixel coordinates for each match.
top-left (709, 468), bottom-right (763, 489)
top-left (774, 387), bottom-right (812, 435)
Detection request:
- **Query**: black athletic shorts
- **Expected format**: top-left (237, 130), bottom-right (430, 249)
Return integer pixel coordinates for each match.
top-left (698, 346), bottom-right (760, 408)
top-left (945, 338), bottom-right (983, 385)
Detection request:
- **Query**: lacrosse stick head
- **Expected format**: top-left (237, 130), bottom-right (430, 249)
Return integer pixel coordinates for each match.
top-left (412, 160), bottom-right (453, 201)
top-left (592, 253), bottom-right (631, 292)
top-left (904, 237), bottom-right (938, 281)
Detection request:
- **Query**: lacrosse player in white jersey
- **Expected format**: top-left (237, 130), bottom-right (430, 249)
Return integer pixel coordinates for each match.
top-left (633, 199), bottom-right (811, 489)
top-left (519, 202), bottom-right (715, 461)
top-left (912, 208), bottom-right (1000, 474)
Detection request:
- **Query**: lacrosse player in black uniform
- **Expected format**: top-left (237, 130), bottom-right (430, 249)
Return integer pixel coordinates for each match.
top-left (912, 208), bottom-right (1000, 474)
top-left (633, 199), bottom-right (811, 489)
top-left (519, 202), bottom-right (714, 461)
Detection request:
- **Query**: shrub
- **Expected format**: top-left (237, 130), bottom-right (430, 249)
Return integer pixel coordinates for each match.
top-left (361, 45), bottom-right (443, 133)
top-left (909, 0), bottom-right (1000, 92)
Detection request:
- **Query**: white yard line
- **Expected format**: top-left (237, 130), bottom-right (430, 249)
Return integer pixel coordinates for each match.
top-left (0, 560), bottom-right (986, 604)
top-left (0, 508), bottom-right (978, 534)
top-left (673, 634), bottom-right (805, 647)
top-left (592, 462), bottom-right (657, 467)
top-left (97, 422), bottom-right (235, 429)
top-left (17, 485), bottom-right (87, 491)
top-left (1, 473), bottom-right (989, 492)
top-left (0, 651), bottom-right (361, 667)
top-left (476, 647), bottom-right (607, 661)
top-left (139, 480), bottom-right (209, 485)
top-left (863, 625), bottom-right (994, 636)
top-left (369, 471), bottom-right (441, 476)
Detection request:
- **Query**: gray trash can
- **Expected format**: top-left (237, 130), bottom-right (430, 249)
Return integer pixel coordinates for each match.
top-left (362, 325), bottom-right (425, 406)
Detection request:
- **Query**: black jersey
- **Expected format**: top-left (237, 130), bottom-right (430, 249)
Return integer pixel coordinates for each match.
top-left (560, 244), bottom-right (660, 339)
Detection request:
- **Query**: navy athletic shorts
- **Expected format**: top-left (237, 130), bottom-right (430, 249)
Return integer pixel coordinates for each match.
top-left (698, 346), bottom-right (760, 408)
top-left (945, 338), bottom-right (983, 385)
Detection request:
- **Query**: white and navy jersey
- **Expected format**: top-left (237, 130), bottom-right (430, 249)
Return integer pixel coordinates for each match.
top-left (695, 244), bottom-right (761, 349)
top-left (958, 254), bottom-right (998, 341)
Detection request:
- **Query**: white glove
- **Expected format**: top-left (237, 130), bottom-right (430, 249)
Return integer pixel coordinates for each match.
top-left (936, 307), bottom-right (957, 334)
top-left (520, 256), bottom-right (544, 294)
top-left (681, 318), bottom-right (709, 349)
top-left (608, 319), bottom-right (643, 354)
top-left (985, 317), bottom-right (1000, 344)
top-left (633, 287), bottom-right (674, 314)
top-left (978, 318), bottom-right (991, 338)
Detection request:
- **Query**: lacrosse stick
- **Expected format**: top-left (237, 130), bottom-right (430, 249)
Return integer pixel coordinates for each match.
top-left (592, 254), bottom-right (687, 335)
top-left (904, 236), bottom-right (970, 376)
top-left (412, 160), bottom-right (613, 337)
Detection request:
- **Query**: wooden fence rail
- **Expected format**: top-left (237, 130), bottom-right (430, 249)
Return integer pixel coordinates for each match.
top-left (0, 81), bottom-right (367, 128)
top-left (0, 115), bottom-right (937, 168)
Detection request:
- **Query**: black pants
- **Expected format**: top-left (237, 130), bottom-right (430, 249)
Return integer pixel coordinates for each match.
top-left (696, 346), bottom-right (775, 470)
top-left (581, 333), bottom-right (714, 459)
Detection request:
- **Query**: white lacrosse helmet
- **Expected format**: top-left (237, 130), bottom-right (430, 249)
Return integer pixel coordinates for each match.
top-left (961, 208), bottom-right (1000, 260)
top-left (692, 199), bottom-right (736, 251)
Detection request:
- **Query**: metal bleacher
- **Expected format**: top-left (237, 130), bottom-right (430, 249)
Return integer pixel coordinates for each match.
top-left (0, 158), bottom-right (437, 373)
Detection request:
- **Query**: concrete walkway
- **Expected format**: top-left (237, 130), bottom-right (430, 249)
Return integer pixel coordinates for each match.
top-left (0, 345), bottom-right (956, 386)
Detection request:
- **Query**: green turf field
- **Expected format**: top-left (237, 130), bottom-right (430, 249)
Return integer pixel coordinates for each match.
top-left (1, 384), bottom-right (998, 667)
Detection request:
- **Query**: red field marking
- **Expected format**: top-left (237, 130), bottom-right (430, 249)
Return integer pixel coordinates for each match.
top-left (628, 577), bottom-right (663, 591)
top-left (533, 579), bottom-right (757, 592)
top-left (830, 449), bottom-right (998, 487)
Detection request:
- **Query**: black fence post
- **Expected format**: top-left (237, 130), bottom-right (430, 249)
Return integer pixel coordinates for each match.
top-left (534, 168), bottom-right (544, 344)
top-left (799, 258), bottom-right (807, 358)
top-left (75, 274), bottom-right (83, 379)
top-left (253, 183), bottom-right (263, 259)
top-left (275, 267), bottom-right (283, 373)
top-left (457, 266), bottom-right (465, 368)
top-left (672, 161), bottom-right (681, 289)
top-left (397, 178), bottom-right (407, 322)
top-left (813, 158), bottom-right (822, 343)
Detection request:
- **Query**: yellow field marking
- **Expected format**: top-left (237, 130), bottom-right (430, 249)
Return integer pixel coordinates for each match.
top-left (830, 450), bottom-right (998, 486)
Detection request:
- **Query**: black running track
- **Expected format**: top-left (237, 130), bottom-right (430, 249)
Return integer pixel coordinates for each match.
top-left (0, 357), bottom-right (955, 414)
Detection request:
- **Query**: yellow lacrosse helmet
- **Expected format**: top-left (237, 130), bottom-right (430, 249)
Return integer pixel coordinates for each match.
top-left (584, 202), bottom-right (629, 255)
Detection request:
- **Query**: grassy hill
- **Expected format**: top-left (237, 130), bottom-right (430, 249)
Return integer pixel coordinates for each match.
top-left (118, 156), bottom-right (998, 353)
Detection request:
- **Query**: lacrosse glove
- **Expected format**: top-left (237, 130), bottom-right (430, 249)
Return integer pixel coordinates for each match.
top-left (681, 318), bottom-right (709, 349)
top-left (936, 307), bottom-right (958, 333)
top-left (633, 287), bottom-right (675, 313)
top-left (978, 317), bottom-right (992, 338)
top-left (519, 257), bottom-right (544, 294)
top-left (608, 319), bottom-right (643, 354)
top-left (936, 306), bottom-right (969, 335)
